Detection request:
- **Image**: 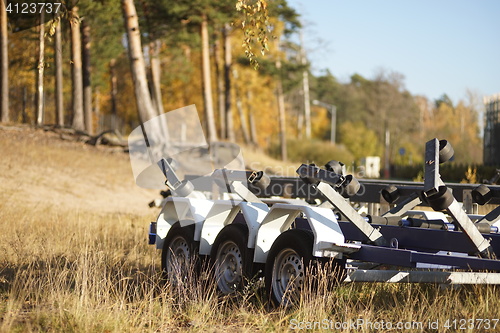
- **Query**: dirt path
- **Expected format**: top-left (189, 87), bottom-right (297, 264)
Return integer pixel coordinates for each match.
top-left (0, 126), bottom-right (158, 216)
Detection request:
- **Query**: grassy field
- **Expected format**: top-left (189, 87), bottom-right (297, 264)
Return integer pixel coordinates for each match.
top-left (1, 126), bottom-right (500, 332)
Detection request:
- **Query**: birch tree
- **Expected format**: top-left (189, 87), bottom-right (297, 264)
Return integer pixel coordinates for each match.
top-left (0, 0), bottom-right (8, 123)
top-left (81, 19), bottom-right (93, 134)
top-left (35, 11), bottom-right (45, 126)
top-left (201, 13), bottom-right (218, 143)
top-left (70, 7), bottom-right (84, 131)
top-left (121, 0), bottom-right (156, 124)
top-left (55, 19), bottom-right (64, 127)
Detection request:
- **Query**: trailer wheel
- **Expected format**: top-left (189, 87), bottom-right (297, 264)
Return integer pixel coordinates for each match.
top-left (265, 229), bottom-right (344, 307)
top-left (210, 224), bottom-right (251, 294)
top-left (161, 224), bottom-right (198, 286)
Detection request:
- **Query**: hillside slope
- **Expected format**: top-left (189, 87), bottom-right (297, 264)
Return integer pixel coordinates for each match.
top-left (0, 126), bottom-right (157, 216)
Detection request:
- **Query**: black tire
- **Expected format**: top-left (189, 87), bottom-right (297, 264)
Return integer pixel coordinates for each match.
top-left (161, 223), bottom-right (198, 286)
top-left (265, 229), bottom-right (345, 307)
top-left (210, 224), bottom-right (253, 294)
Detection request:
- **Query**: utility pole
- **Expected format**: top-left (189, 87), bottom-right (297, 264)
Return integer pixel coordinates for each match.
top-left (384, 121), bottom-right (390, 178)
top-left (312, 100), bottom-right (336, 144)
top-left (300, 29), bottom-right (311, 139)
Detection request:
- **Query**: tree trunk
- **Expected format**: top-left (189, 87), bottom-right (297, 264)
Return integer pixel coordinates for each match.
top-left (121, 0), bottom-right (156, 124)
top-left (148, 39), bottom-right (170, 143)
top-left (247, 91), bottom-right (258, 146)
top-left (235, 87), bottom-right (250, 144)
top-left (214, 36), bottom-right (225, 139)
top-left (81, 19), bottom-right (93, 134)
top-left (233, 69), bottom-right (250, 144)
top-left (201, 14), bottom-right (217, 143)
top-left (297, 112), bottom-right (303, 139)
top-left (22, 87), bottom-right (28, 123)
top-left (149, 39), bottom-right (164, 115)
top-left (55, 20), bottom-right (64, 127)
top-left (70, 7), bottom-right (84, 131)
top-left (276, 59), bottom-right (287, 161)
top-left (300, 29), bottom-right (311, 139)
top-left (94, 87), bottom-right (100, 131)
top-left (109, 58), bottom-right (118, 130)
top-left (223, 23), bottom-right (234, 142)
top-left (35, 11), bottom-right (45, 126)
top-left (0, 0), bottom-right (8, 123)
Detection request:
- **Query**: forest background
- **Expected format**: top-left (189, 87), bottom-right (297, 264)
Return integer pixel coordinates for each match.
top-left (0, 0), bottom-right (489, 180)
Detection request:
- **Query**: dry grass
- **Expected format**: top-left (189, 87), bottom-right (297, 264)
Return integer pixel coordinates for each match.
top-left (2, 127), bottom-right (500, 332)
top-left (2, 209), bottom-right (500, 333)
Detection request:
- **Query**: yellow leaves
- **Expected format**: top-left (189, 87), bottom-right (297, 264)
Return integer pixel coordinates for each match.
top-left (339, 121), bottom-right (382, 162)
top-left (461, 166), bottom-right (478, 184)
top-left (422, 98), bottom-right (482, 164)
top-left (236, 0), bottom-right (271, 69)
top-left (310, 106), bottom-right (330, 139)
top-left (236, 0), bottom-right (243, 11)
top-left (47, 17), bottom-right (60, 37)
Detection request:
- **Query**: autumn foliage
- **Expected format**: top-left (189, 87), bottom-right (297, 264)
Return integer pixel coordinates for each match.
top-left (0, 0), bottom-right (484, 172)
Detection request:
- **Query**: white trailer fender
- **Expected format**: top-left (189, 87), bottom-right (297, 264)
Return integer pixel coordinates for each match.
top-left (253, 204), bottom-right (346, 263)
top-left (155, 197), bottom-right (214, 249)
top-left (199, 201), bottom-right (269, 255)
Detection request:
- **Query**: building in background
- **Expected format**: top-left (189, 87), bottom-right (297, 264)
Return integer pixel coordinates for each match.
top-left (361, 156), bottom-right (381, 178)
top-left (484, 94), bottom-right (500, 166)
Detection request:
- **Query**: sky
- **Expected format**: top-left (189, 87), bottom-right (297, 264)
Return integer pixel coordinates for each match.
top-left (289, 0), bottom-right (500, 105)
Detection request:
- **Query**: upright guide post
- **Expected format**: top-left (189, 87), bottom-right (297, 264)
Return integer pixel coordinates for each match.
top-left (423, 138), bottom-right (494, 258)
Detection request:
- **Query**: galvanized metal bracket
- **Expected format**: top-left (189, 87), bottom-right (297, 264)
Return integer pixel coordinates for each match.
top-left (316, 182), bottom-right (388, 246)
top-left (423, 139), bottom-right (494, 258)
top-left (296, 163), bottom-right (387, 246)
top-left (212, 169), bottom-right (264, 203)
top-left (382, 192), bottom-right (422, 218)
top-left (478, 205), bottom-right (500, 227)
top-left (424, 138), bottom-right (441, 197)
top-left (346, 270), bottom-right (500, 284)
